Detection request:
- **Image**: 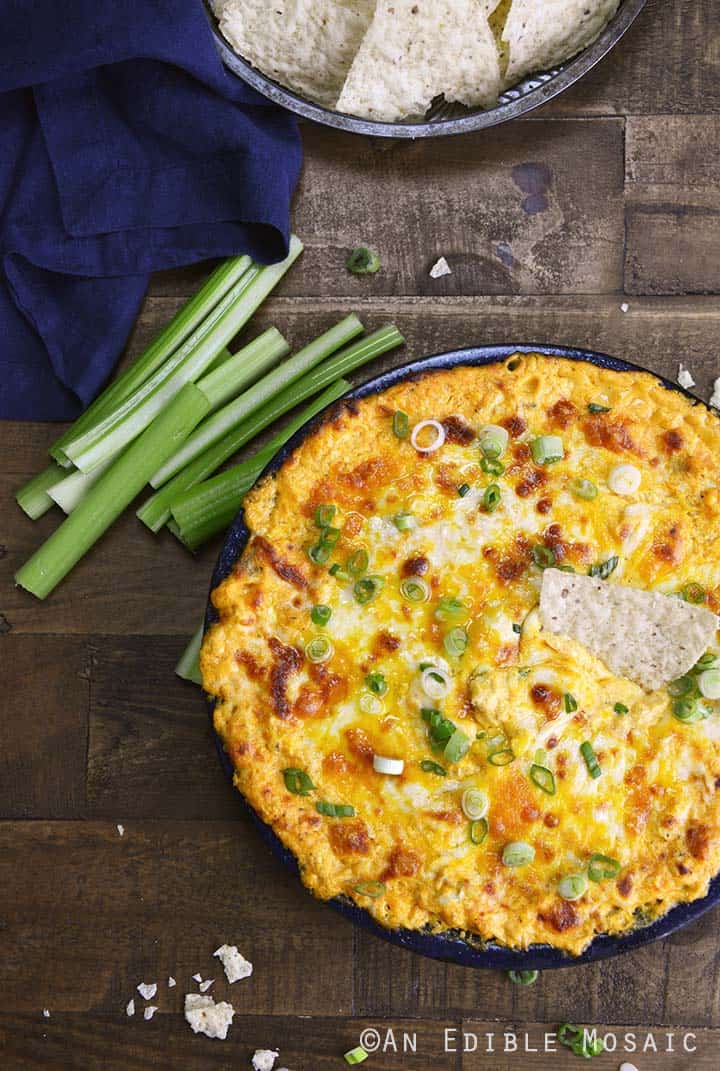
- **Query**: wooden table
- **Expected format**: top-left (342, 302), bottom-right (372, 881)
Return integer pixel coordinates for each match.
top-left (2, 2), bottom-right (719, 1067)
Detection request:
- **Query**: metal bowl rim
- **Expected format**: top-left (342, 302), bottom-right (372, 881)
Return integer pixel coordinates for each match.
top-left (205, 342), bottom-right (720, 970)
top-left (208, 0), bottom-right (647, 138)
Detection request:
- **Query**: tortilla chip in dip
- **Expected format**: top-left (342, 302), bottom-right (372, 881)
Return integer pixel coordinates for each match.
top-left (217, 0), bottom-right (374, 108)
top-left (336, 0), bottom-right (502, 122)
top-left (540, 568), bottom-right (718, 692)
top-left (502, 0), bottom-right (620, 84)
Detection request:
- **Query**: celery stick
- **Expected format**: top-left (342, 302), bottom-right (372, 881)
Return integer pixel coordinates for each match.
top-left (50, 257), bottom-right (252, 464)
top-left (15, 382), bottom-right (211, 600)
top-left (48, 459), bottom-right (113, 514)
top-left (150, 313), bottom-right (364, 489)
top-left (61, 236), bottom-right (303, 473)
top-left (136, 324), bottom-right (404, 533)
top-left (175, 624), bottom-right (204, 685)
top-left (15, 462), bottom-right (66, 519)
top-left (170, 379), bottom-right (350, 550)
top-left (197, 327), bottom-right (289, 410)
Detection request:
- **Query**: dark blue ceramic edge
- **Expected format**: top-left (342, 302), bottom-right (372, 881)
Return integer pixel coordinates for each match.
top-left (205, 343), bottom-right (720, 970)
top-left (208, 0), bottom-right (647, 139)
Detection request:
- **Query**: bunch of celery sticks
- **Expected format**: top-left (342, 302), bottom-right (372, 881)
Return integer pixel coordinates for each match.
top-left (15, 237), bottom-right (403, 614)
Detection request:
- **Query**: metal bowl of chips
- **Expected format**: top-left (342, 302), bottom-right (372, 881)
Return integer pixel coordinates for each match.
top-left (208, 0), bottom-right (646, 138)
top-left (206, 342), bottom-right (720, 969)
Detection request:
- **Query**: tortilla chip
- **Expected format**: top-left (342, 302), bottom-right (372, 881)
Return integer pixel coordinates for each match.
top-left (218, 0), bottom-right (375, 108)
top-left (336, 0), bottom-right (502, 122)
top-left (539, 569), bottom-right (718, 693)
top-left (503, 0), bottom-right (620, 84)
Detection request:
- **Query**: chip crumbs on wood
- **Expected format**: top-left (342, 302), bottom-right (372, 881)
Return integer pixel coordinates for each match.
top-left (126, 999), bottom-right (135, 1017)
top-left (214, 944), bottom-right (253, 983)
top-left (429, 256), bottom-right (452, 279)
top-left (252, 1051), bottom-right (279, 1071)
top-left (143, 1006), bottom-right (157, 1021)
top-left (168, 976), bottom-right (176, 988)
top-left (136, 982), bottom-right (157, 1000)
top-left (710, 376), bottom-right (720, 410)
top-left (184, 993), bottom-right (235, 1040)
top-left (677, 363), bottom-right (695, 389)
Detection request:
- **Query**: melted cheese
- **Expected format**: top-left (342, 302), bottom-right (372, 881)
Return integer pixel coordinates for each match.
top-left (203, 354), bottom-right (720, 955)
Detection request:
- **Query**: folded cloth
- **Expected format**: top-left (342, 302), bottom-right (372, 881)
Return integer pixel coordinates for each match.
top-left (0, 0), bottom-right (302, 419)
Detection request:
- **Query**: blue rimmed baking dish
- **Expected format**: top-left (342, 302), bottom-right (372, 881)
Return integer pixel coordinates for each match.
top-left (205, 343), bottom-right (720, 969)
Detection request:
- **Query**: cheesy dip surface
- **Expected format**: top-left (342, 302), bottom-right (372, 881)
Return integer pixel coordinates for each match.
top-left (201, 354), bottom-right (720, 955)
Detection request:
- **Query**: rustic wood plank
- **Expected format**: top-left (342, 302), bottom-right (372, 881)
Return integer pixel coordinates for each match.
top-left (0, 635), bottom-right (88, 819)
top-left (0, 822), bottom-right (353, 1016)
top-left (86, 637), bottom-right (240, 820)
top-left (353, 904), bottom-right (720, 1029)
top-left (0, 1014), bottom-right (457, 1071)
top-left (4, 295), bottom-right (719, 635)
top-left (625, 116), bottom-right (720, 294)
top-left (544, 0), bottom-right (720, 118)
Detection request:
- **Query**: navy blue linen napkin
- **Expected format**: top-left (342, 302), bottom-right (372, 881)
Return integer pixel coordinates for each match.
top-left (0, 1), bottom-right (302, 419)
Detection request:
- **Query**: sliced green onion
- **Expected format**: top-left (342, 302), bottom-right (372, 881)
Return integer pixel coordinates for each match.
top-left (564, 692), bottom-right (577, 713)
top-left (365, 672), bottom-right (388, 696)
top-left (347, 549), bottom-right (369, 576)
top-left (435, 597), bottom-right (465, 620)
top-left (344, 1046), bottom-right (369, 1066)
top-left (346, 247), bottom-right (380, 275)
top-left (588, 556), bottom-right (619, 580)
top-left (580, 741), bottom-right (601, 779)
top-left (571, 478), bottom-right (598, 501)
top-left (315, 504), bottom-right (336, 528)
top-left (392, 511), bottom-right (416, 531)
top-left (588, 402), bottom-right (611, 414)
top-left (508, 970), bottom-right (539, 986)
top-left (15, 462), bottom-right (67, 520)
top-left (400, 577), bottom-right (430, 603)
top-left (306, 636), bottom-right (333, 663)
top-left (469, 818), bottom-right (489, 845)
top-left (15, 383), bottom-right (210, 599)
top-left (481, 457), bottom-right (504, 476)
top-left (354, 575), bottom-right (384, 605)
top-left (50, 257), bottom-right (252, 466)
top-left (699, 669), bottom-right (720, 700)
top-left (588, 853), bottom-right (621, 882)
top-left (461, 788), bottom-right (489, 820)
top-left (458, 483), bottom-right (471, 498)
top-left (392, 411), bottom-right (410, 439)
top-left (307, 542), bottom-right (332, 566)
top-left (530, 435), bottom-right (564, 465)
top-left (283, 768), bottom-right (315, 796)
top-left (444, 728), bottom-right (470, 764)
top-left (373, 754), bottom-right (404, 776)
top-left (150, 308), bottom-right (361, 487)
top-left (420, 760), bottom-right (447, 777)
top-left (321, 526), bottom-right (341, 549)
top-left (613, 702), bottom-right (629, 715)
top-left (139, 326), bottom-right (403, 531)
top-left (311, 604), bottom-right (332, 627)
top-left (329, 563), bottom-right (351, 582)
top-left (483, 484), bottom-right (502, 512)
top-left (681, 582), bottom-right (706, 604)
top-left (532, 545), bottom-right (556, 570)
top-left (359, 692), bottom-right (384, 715)
top-left (420, 666), bottom-right (451, 700)
top-left (672, 696), bottom-right (706, 723)
top-left (558, 873), bottom-right (588, 901)
top-left (667, 675), bottom-right (694, 698)
top-left (529, 764), bottom-right (556, 796)
top-left (479, 424), bottom-right (509, 460)
top-left (353, 881), bottom-right (385, 899)
top-left (316, 801), bottom-right (355, 818)
top-left (444, 627), bottom-right (468, 658)
top-left (534, 748), bottom-right (547, 766)
top-left (175, 624), bottom-right (204, 686)
top-left (488, 747), bottom-right (515, 767)
top-left (502, 841), bottom-right (535, 867)
top-left (696, 652), bottom-right (718, 670)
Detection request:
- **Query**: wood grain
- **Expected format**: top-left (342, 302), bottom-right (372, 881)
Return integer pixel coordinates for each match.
top-left (625, 116), bottom-right (720, 294)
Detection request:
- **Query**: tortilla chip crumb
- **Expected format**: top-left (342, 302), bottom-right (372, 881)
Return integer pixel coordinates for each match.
top-left (168, 976), bottom-right (176, 988)
top-left (620, 302), bottom-right (629, 313)
top-left (710, 376), bottom-right (720, 410)
top-left (429, 257), bottom-right (452, 279)
top-left (184, 993), bottom-right (235, 1040)
top-left (213, 944), bottom-right (253, 983)
top-left (678, 363), bottom-right (695, 389)
top-left (199, 978), bottom-right (214, 992)
top-left (136, 982), bottom-right (157, 1000)
top-left (42, 1009), bottom-right (50, 1019)
top-left (192, 973), bottom-right (202, 983)
top-left (126, 999), bottom-right (135, 1017)
top-left (252, 1051), bottom-right (280, 1071)
top-left (144, 1006), bottom-right (158, 1021)
top-left (116, 824), bottom-right (124, 836)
